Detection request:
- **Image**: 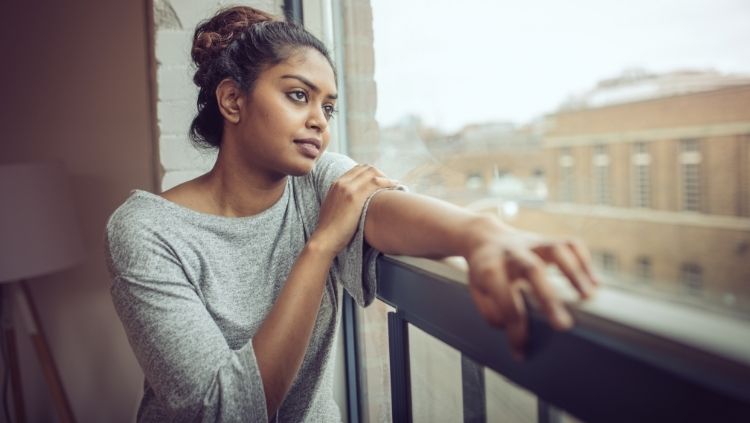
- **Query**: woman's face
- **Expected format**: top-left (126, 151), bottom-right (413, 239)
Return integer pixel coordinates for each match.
top-left (232, 47), bottom-right (337, 179)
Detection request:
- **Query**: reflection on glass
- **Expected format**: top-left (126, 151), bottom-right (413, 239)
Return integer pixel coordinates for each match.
top-left (340, 0), bottom-right (750, 421)
top-left (357, 0), bottom-right (750, 317)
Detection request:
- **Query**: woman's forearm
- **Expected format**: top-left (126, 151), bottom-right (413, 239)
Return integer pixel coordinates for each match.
top-left (251, 239), bottom-right (335, 419)
top-left (364, 190), bottom-right (505, 258)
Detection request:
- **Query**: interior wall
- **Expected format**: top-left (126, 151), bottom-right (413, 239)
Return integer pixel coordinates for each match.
top-left (0, 1), bottom-right (155, 421)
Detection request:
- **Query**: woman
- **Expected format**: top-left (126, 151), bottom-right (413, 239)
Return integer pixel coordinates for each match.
top-left (105, 6), bottom-right (598, 422)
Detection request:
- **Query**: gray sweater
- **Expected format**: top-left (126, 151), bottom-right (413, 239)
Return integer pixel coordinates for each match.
top-left (105, 152), bottom-right (397, 422)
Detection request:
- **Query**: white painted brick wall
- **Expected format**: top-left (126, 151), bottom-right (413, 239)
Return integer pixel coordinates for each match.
top-left (155, 0), bottom-right (284, 191)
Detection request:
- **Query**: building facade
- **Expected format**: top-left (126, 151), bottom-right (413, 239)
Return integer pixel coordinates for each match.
top-left (513, 84), bottom-right (750, 313)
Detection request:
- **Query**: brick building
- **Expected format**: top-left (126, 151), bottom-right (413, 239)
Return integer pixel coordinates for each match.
top-left (510, 84), bottom-right (750, 312)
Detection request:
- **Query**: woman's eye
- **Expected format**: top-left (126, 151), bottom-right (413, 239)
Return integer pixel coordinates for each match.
top-left (323, 104), bottom-right (337, 120)
top-left (288, 90), bottom-right (308, 102)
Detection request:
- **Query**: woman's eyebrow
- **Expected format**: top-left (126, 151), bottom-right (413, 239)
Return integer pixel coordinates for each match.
top-left (281, 74), bottom-right (338, 100)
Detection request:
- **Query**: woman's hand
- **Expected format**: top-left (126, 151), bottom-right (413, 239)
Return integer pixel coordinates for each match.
top-left (464, 219), bottom-right (599, 359)
top-left (310, 164), bottom-right (399, 257)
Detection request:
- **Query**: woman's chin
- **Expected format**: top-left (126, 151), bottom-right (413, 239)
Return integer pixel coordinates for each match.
top-left (286, 160), bottom-right (317, 177)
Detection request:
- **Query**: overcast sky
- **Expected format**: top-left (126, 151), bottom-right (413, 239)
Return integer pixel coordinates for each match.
top-left (371, 0), bottom-right (750, 132)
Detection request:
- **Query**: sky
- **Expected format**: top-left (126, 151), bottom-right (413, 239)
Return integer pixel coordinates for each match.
top-left (371, 0), bottom-right (750, 132)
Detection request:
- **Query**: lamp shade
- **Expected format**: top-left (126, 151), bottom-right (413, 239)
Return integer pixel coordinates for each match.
top-left (0, 162), bottom-right (86, 283)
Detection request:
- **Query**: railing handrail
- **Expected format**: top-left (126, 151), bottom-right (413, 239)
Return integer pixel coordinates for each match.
top-left (372, 254), bottom-right (750, 423)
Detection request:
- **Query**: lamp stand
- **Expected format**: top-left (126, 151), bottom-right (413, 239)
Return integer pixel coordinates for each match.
top-left (1, 281), bottom-right (76, 423)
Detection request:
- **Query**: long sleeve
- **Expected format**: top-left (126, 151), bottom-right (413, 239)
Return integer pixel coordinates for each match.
top-left (304, 152), bottom-right (408, 307)
top-left (105, 209), bottom-right (268, 422)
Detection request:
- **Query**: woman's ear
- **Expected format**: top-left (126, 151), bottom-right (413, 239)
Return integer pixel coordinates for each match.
top-left (216, 78), bottom-right (244, 124)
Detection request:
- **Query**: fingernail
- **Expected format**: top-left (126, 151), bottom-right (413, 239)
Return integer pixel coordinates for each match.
top-left (582, 282), bottom-right (594, 298)
top-left (555, 309), bottom-right (573, 329)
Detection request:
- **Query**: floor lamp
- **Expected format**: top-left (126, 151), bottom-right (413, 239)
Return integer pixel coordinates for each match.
top-left (0, 162), bottom-right (85, 423)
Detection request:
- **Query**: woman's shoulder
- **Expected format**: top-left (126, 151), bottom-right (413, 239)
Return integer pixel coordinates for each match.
top-left (294, 151), bottom-right (357, 200)
top-left (107, 177), bottom-right (211, 232)
top-left (105, 190), bottom-right (173, 243)
top-left (315, 151), bottom-right (356, 171)
top-left (104, 190), bottom-right (178, 277)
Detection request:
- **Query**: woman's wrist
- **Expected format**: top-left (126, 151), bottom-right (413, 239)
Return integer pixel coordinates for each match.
top-left (461, 214), bottom-right (512, 258)
top-left (305, 234), bottom-right (339, 262)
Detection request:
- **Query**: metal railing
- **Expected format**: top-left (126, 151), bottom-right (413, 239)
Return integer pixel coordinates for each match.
top-left (344, 255), bottom-right (750, 423)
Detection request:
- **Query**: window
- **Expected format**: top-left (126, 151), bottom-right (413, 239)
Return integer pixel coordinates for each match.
top-left (635, 256), bottom-right (652, 282)
top-left (631, 142), bottom-right (651, 208)
top-left (559, 148), bottom-right (575, 202)
top-left (681, 263), bottom-right (703, 295)
top-left (680, 139), bottom-right (702, 212)
top-left (592, 144), bottom-right (611, 205)
top-left (593, 251), bottom-right (618, 274)
top-left (339, 0), bottom-right (750, 314)
top-left (334, 2), bottom-right (750, 419)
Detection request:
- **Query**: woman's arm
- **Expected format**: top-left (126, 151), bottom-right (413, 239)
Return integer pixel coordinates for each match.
top-left (363, 189), bottom-right (599, 358)
top-left (253, 164), bottom-right (398, 418)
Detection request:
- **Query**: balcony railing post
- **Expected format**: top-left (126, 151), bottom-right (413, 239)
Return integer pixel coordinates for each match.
top-left (462, 355), bottom-right (486, 423)
top-left (343, 293), bottom-right (361, 423)
top-left (388, 311), bottom-right (412, 423)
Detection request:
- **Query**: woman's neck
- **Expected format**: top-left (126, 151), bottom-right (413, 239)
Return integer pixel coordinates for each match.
top-left (197, 147), bottom-right (288, 218)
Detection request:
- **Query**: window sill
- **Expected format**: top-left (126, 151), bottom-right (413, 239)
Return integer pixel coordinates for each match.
top-left (386, 254), bottom-right (750, 368)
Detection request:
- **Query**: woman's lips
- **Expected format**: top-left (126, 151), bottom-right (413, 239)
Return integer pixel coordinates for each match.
top-left (294, 139), bottom-right (321, 158)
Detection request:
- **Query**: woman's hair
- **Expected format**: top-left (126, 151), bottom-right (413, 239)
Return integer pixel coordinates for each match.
top-left (189, 6), bottom-right (335, 149)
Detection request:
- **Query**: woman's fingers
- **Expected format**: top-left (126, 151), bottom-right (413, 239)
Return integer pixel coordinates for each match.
top-left (509, 249), bottom-right (573, 331)
top-left (565, 238), bottom-right (600, 287)
top-left (468, 285), bottom-right (504, 327)
top-left (504, 285), bottom-right (528, 360)
top-left (469, 260), bottom-right (528, 358)
top-left (471, 260), bottom-right (521, 327)
top-left (548, 244), bottom-right (594, 299)
top-left (466, 231), bottom-right (593, 361)
top-left (337, 163), bottom-right (372, 183)
top-left (470, 282), bottom-right (528, 360)
top-left (349, 165), bottom-right (399, 191)
top-left (533, 240), bottom-right (596, 299)
top-left (333, 165), bottom-right (398, 206)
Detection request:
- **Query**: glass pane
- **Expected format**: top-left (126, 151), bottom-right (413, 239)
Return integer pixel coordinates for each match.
top-left (338, 0), bottom-right (750, 318)
top-left (408, 325), bottom-right (463, 422)
top-left (484, 368), bottom-right (536, 423)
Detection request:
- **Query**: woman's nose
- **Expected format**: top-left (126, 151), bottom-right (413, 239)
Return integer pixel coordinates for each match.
top-left (306, 107), bottom-right (328, 132)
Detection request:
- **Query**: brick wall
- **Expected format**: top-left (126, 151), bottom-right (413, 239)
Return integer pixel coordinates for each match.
top-left (548, 85), bottom-right (750, 136)
top-left (153, 0), bottom-right (283, 191)
top-left (544, 85), bottom-right (750, 217)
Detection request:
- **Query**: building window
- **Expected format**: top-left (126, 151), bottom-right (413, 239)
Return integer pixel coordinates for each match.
top-left (559, 148), bottom-right (575, 202)
top-left (592, 145), bottom-right (611, 205)
top-left (681, 263), bottom-right (703, 295)
top-left (680, 139), bottom-right (702, 212)
top-left (631, 142), bottom-right (651, 208)
top-left (593, 251), bottom-right (618, 274)
top-left (635, 256), bottom-right (652, 282)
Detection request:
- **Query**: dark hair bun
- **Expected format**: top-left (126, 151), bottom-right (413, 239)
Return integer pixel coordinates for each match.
top-left (191, 7), bottom-right (276, 69)
top-left (188, 6), bottom-right (333, 149)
